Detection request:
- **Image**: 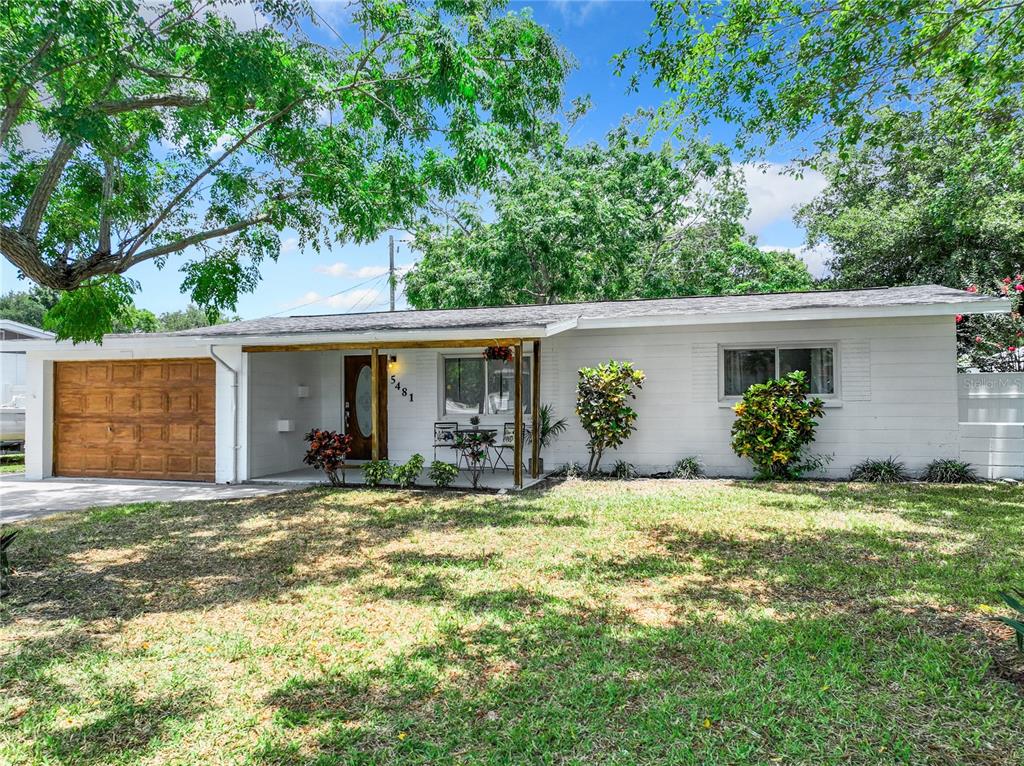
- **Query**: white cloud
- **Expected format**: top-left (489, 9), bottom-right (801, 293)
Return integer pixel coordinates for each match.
top-left (282, 288), bottom-right (387, 313)
top-left (314, 262), bottom-right (390, 279)
top-left (314, 261), bottom-right (415, 278)
top-left (740, 163), bottom-right (827, 236)
top-left (760, 244), bottom-right (834, 279)
top-left (549, 0), bottom-right (610, 25)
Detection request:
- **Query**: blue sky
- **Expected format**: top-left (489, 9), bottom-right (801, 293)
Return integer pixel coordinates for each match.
top-left (1, 0), bottom-right (828, 320)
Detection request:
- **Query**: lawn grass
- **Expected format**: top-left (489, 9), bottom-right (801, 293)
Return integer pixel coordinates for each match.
top-left (0, 453), bottom-right (25, 473)
top-left (1, 480), bottom-right (1022, 765)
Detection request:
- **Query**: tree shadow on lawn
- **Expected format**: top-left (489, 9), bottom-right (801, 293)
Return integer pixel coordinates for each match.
top-left (1, 631), bottom-right (209, 766)
top-left (4, 487), bottom-right (580, 624)
top-left (5, 482), bottom-right (1024, 764)
top-left (751, 481), bottom-right (1024, 539)
top-left (254, 585), bottom-right (1024, 766)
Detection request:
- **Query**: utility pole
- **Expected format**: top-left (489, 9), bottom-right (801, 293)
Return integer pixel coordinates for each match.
top-left (388, 234), bottom-right (395, 312)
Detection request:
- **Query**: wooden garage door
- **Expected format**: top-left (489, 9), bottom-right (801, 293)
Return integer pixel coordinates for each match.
top-left (54, 359), bottom-right (215, 481)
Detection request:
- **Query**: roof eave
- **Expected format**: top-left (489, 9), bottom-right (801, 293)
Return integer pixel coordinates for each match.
top-left (6, 322), bottom-right (570, 353)
top-left (574, 298), bottom-right (1011, 330)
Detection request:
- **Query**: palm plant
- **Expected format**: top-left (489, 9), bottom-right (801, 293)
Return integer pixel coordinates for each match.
top-left (525, 403), bottom-right (568, 472)
top-left (998, 588), bottom-right (1024, 652)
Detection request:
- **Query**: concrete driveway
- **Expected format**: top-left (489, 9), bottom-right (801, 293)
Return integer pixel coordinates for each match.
top-left (0, 475), bottom-right (291, 523)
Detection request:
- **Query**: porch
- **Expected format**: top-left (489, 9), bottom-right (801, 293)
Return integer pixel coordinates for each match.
top-left (243, 335), bottom-right (546, 490)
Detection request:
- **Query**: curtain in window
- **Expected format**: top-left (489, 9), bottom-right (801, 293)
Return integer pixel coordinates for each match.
top-left (723, 348), bottom-right (775, 396)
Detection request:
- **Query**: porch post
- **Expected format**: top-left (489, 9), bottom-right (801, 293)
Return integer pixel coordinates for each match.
top-left (514, 339), bottom-right (523, 488)
top-left (531, 340), bottom-right (541, 478)
top-left (370, 346), bottom-right (380, 461)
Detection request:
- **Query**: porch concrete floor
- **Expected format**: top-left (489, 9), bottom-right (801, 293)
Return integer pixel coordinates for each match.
top-left (248, 466), bottom-right (549, 491)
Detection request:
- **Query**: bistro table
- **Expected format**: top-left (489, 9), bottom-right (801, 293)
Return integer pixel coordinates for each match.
top-left (449, 427), bottom-right (498, 470)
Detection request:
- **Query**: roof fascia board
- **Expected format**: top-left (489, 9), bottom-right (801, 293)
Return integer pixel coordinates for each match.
top-left (3, 324), bottom-right (557, 354)
top-left (574, 298), bottom-right (1011, 331)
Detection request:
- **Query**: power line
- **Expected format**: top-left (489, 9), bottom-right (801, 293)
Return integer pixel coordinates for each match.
top-left (261, 273), bottom-right (386, 318)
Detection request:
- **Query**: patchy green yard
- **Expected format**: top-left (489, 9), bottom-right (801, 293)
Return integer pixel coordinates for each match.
top-left (1, 480), bottom-right (1022, 765)
top-left (0, 453), bottom-right (25, 473)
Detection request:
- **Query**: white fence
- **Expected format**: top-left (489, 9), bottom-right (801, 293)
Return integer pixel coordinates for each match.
top-left (958, 373), bottom-right (1024, 480)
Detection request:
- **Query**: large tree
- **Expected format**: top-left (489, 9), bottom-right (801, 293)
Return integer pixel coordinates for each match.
top-left (0, 284), bottom-right (58, 327)
top-left (620, 0), bottom-right (1024, 164)
top-left (0, 0), bottom-right (567, 341)
top-left (404, 125), bottom-right (811, 309)
top-left (797, 114), bottom-right (1024, 288)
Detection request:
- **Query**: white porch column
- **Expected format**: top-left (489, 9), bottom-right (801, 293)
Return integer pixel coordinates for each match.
top-left (211, 345), bottom-right (247, 484)
top-left (24, 353), bottom-right (53, 481)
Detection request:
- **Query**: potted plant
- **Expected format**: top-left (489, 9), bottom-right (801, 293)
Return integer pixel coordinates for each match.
top-left (525, 403), bottom-right (568, 473)
top-left (483, 345), bottom-right (514, 362)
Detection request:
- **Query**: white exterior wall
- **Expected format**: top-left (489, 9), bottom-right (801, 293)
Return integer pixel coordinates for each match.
top-left (240, 315), bottom-right (960, 480)
top-left (246, 351), bottom-right (342, 478)
top-left (537, 315), bottom-right (960, 478)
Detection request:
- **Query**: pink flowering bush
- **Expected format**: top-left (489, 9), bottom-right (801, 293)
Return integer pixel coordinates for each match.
top-left (957, 276), bottom-right (1024, 372)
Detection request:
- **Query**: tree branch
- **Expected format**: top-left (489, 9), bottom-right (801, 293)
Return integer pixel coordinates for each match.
top-left (121, 95), bottom-right (305, 260)
top-left (0, 28), bottom-right (58, 145)
top-left (98, 158), bottom-right (115, 254)
top-left (125, 214), bottom-right (272, 267)
top-left (91, 94), bottom-right (208, 114)
top-left (19, 138), bottom-right (77, 240)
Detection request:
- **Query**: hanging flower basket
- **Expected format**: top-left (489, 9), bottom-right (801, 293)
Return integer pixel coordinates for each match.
top-left (483, 345), bottom-right (514, 362)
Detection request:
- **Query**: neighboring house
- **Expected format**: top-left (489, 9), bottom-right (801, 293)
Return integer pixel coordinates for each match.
top-left (2, 285), bottom-right (1016, 485)
top-left (0, 319), bottom-right (55, 446)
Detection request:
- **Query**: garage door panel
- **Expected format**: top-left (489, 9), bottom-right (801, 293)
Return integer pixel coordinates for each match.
top-left (85, 392), bottom-right (111, 413)
top-left (110, 454), bottom-right (138, 472)
top-left (111, 364), bottom-right (138, 383)
top-left (140, 391), bottom-right (166, 414)
top-left (57, 393), bottom-right (86, 414)
top-left (112, 392), bottom-right (140, 415)
top-left (54, 359), bottom-right (215, 482)
top-left (85, 363), bottom-right (110, 383)
top-left (140, 362), bottom-right (168, 382)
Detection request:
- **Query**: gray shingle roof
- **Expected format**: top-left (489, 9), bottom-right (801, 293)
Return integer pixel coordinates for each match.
top-left (137, 285), bottom-right (998, 339)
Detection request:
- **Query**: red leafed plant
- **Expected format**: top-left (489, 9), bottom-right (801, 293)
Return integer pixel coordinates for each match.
top-left (303, 428), bottom-right (353, 486)
top-left (957, 276), bottom-right (1024, 372)
top-left (483, 345), bottom-right (514, 362)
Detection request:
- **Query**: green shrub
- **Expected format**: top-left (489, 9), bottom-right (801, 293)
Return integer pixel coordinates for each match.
top-left (849, 457), bottom-right (911, 483)
top-left (576, 360), bottom-right (645, 473)
top-left (560, 462), bottom-right (586, 478)
top-left (428, 461), bottom-right (459, 488)
top-left (610, 460), bottom-right (638, 479)
top-left (0, 530), bottom-right (17, 596)
top-left (671, 456), bottom-right (704, 479)
top-left (998, 588), bottom-right (1024, 652)
top-left (390, 454), bottom-right (424, 488)
top-left (730, 371), bottom-right (827, 479)
top-left (361, 459), bottom-right (391, 487)
top-left (922, 458), bottom-right (979, 484)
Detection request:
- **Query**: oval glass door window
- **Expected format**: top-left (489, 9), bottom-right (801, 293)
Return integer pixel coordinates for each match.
top-left (355, 364), bottom-right (373, 437)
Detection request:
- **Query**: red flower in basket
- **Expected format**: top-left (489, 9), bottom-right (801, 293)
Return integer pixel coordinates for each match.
top-left (483, 345), bottom-right (514, 362)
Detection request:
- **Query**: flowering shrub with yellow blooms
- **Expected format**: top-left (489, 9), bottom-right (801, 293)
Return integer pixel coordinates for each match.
top-left (730, 371), bottom-right (827, 479)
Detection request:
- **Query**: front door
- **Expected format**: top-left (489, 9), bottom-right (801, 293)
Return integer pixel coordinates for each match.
top-left (344, 355), bottom-right (388, 460)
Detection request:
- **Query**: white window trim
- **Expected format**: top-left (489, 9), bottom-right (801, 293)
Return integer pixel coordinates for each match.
top-left (717, 341), bottom-right (842, 405)
top-left (438, 353), bottom-right (533, 419)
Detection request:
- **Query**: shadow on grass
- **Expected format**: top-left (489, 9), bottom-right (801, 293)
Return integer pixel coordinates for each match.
top-left (254, 588), bottom-right (1023, 765)
top-left (1, 629), bottom-right (208, 766)
top-left (4, 486), bottom-right (583, 622)
top-left (4, 481), bottom-right (1024, 764)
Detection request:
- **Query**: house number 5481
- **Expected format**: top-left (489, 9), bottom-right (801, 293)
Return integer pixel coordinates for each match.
top-left (390, 375), bottom-right (414, 402)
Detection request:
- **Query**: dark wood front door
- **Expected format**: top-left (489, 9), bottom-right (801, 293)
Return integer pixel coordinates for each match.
top-left (343, 355), bottom-right (388, 460)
